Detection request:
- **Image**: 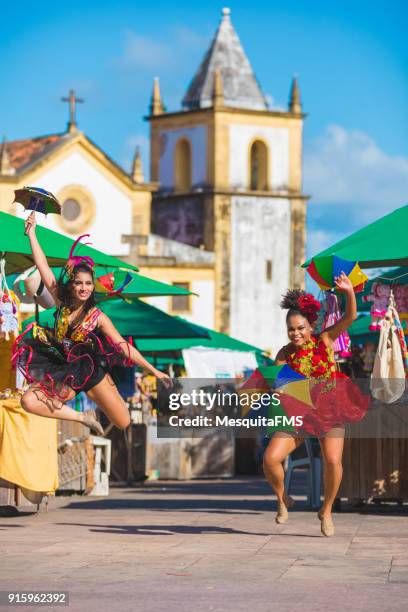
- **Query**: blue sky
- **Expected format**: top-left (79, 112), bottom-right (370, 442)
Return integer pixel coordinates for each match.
top-left (1, 0), bottom-right (407, 257)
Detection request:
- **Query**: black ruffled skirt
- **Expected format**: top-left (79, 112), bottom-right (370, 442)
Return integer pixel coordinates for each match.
top-left (13, 324), bottom-right (133, 401)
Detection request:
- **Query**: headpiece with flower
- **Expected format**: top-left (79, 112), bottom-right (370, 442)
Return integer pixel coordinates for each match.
top-left (280, 289), bottom-right (321, 324)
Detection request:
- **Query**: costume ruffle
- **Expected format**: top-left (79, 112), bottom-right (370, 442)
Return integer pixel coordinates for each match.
top-left (12, 323), bottom-right (133, 401)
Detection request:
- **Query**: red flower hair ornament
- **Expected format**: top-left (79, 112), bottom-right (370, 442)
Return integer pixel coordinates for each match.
top-left (297, 294), bottom-right (321, 323)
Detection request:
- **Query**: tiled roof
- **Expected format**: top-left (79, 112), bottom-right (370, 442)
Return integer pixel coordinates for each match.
top-left (5, 133), bottom-right (66, 172)
top-left (182, 9), bottom-right (268, 111)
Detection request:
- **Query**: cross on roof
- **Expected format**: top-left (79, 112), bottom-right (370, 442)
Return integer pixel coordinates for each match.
top-left (61, 89), bottom-right (84, 132)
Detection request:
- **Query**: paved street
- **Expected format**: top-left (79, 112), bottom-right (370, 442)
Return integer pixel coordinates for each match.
top-left (1, 476), bottom-right (408, 611)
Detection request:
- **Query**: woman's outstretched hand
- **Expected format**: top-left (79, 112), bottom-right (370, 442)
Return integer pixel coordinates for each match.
top-left (25, 211), bottom-right (37, 236)
top-left (155, 370), bottom-right (173, 388)
top-left (334, 271), bottom-right (354, 293)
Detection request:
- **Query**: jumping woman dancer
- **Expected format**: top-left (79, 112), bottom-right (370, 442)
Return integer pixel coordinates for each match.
top-left (263, 274), bottom-right (369, 536)
top-left (13, 212), bottom-right (171, 435)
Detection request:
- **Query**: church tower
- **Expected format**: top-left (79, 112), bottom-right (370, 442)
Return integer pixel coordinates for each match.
top-left (147, 8), bottom-right (307, 352)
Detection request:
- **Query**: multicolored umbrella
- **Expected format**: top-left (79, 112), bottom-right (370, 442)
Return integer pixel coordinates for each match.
top-left (307, 255), bottom-right (368, 293)
top-left (240, 364), bottom-right (313, 427)
top-left (13, 186), bottom-right (62, 215)
top-left (94, 270), bottom-right (133, 298)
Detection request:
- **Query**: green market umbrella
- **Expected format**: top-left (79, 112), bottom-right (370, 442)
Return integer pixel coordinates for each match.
top-left (348, 314), bottom-right (379, 345)
top-left (304, 204), bottom-right (408, 269)
top-left (23, 298), bottom-right (208, 339)
top-left (11, 266), bottom-right (192, 300)
top-left (0, 210), bottom-right (138, 275)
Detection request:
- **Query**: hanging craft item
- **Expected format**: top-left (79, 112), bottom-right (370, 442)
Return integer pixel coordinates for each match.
top-left (307, 255), bottom-right (368, 293)
top-left (322, 291), bottom-right (351, 358)
top-left (370, 293), bottom-right (407, 403)
top-left (393, 284), bottom-right (408, 320)
top-left (0, 258), bottom-right (19, 341)
top-left (13, 266), bottom-right (55, 309)
top-left (362, 282), bottom-right (391, 331)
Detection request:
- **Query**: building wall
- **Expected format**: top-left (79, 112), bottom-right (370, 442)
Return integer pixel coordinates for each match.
top-left (139, 266), bottom-right (215, 329)
top-left (228, 124), bottom-right (289, 190)
top-left (230, 195), bottom-right (291, 354)
top-left (159, 126), bottom-right (207, 189)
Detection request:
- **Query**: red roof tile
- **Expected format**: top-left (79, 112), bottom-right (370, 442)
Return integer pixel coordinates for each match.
top-left (6, 134), bottom-right (64, 171)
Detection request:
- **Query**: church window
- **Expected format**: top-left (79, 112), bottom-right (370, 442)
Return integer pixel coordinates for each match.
top-left (170, 282), bottom-right (191, 313)
top-left (249, 140), bottom-right (268, 191)
top-left (266, 260), bottom-right (273, 282)
top-left (62, 198), bottom-right (81, 222)
top-left (174, 138), bottom-right (192, 192)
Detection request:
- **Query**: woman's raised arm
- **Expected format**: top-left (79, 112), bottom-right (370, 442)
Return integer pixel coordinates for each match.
top-left (25, 212), bottom-right (58, 302)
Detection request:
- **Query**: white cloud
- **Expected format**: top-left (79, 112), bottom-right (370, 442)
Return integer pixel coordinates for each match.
top-left (304, 125), bottom-right (408, 221)
top-left (117, 31), bottom-right (174, 69)
top-left (116, 26), bottom-right (207, 71)
top-left (306, 228), bottom-right (343, 259)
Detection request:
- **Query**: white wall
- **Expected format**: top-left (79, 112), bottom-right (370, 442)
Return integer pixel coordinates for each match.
top-left (159, 126), bottom-right (207, 189)
top-left (230, 196), bottom-right (291, 355)
top-left (146, 279), bottom-right (215, 329)
top-left (18, 150), bottom-right (132, 256)
top-left (229, 124), bottom-right (289, 190)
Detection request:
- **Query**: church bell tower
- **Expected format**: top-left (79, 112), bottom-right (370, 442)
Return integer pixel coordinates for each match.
top-left (147, 8), bottom-right (307, 352)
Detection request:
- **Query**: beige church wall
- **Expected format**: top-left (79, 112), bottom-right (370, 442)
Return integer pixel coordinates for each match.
top-left (13, 150), bottom-right (133, 257)
top-left (159, 125), bottom-right (207, 189)
top-left (138, 266), bottom-right (215, 329)
top-left (229, 196), bottom-right (291, 355)
top-left (228, 124), bottom-right (289, 191)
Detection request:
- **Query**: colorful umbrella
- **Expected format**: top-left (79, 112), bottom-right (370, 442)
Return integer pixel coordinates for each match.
top-left (94, 270), bottom-right (133, 298)
top-left (13, 186), bottom-right (62, 215)
top-left (307, 255), bottom-right (368, 293)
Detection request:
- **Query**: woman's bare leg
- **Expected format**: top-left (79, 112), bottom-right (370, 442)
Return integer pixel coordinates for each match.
top-left (319, 429), bottom-right (345, 517)
top-left (263, 433), bottom-right (303, 506)
top-left (86, 374), bottom-right (130, 430)
top-left (21, 385), bottom-right (82, 423)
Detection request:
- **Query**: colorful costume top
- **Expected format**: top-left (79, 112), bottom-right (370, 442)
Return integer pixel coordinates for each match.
top-left (281, 335), bottom-right (369, 435)
top-left (13, 304), bottom-right (132, 401)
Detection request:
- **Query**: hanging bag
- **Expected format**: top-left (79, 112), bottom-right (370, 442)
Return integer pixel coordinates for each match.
top-left (370, 300), bottom-right (406, 404)
top-left (0, 258), bottom-right (19, 341)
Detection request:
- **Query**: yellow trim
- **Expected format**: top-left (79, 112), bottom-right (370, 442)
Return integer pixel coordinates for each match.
top-left (56, 184), bottom-right (96, 235)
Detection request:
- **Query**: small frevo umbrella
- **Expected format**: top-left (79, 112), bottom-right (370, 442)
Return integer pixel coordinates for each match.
top-left (307, 255), bottom-right (368, 293)
top-left (13, 186), bottom-right (62, 235)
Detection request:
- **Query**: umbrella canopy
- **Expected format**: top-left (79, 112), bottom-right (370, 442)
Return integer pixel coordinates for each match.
top-left (23, 298), bottom-right (208, 339)
top-left (134, 318), bottom-right (268, 356)
top-left (0, 210), bottom-right (138, 275)
top-left (303, 204), bottom-right (408, 269)
top-left (14, 186), bottom-right (62, 215)
top-left (307, 256), bottom-right (368, 292)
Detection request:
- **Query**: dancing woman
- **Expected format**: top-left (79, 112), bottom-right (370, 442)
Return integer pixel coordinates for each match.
top-left (13, 212), bottom-right (171, 435)
top-left (263, 274), bottom-right (369, 536)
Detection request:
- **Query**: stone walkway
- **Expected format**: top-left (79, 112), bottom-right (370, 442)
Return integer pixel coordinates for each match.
top-left (1, 477), bottom-right (408, 611)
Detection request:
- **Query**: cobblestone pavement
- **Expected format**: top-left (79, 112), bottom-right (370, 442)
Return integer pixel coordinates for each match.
top-left (1, 477), bottom-right (408, 611)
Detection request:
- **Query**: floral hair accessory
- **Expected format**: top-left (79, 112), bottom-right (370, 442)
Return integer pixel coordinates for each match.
top-left (297, 294), bottom-right (321, 323)
top-left (65, 234), bottom-right (95, 279)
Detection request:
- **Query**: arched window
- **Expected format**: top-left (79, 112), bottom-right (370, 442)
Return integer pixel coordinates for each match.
top-left (174, 138), bottom-right (192, 192)
top-left (249, 140), bottom-right (268, 191)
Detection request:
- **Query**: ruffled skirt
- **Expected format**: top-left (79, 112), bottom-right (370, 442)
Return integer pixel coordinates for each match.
top-left (13, 324), bottom-right (133, 401)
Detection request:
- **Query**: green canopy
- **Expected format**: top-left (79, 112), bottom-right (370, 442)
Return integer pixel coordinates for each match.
top-left (348, 315), bottom-right (378, 345)
top-left (0, 210), bottom-right (138, 274)
top-left (10, 266), bottom-right (192, 298)
top-left (304, 204), bottom-right (408, 269)
top-left (356, 266), bottom-right (408, 312)
top-left (23, 298), bottom-right (208, 339)
top-left (135, 317), bottom-right (270, 362)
